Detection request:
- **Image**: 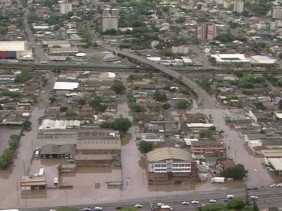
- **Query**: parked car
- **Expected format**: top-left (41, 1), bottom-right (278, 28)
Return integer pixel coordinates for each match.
top-left (191, 200), bottom-right (200, 204)
top-left (181, 201), bottom-right (190, 205)
top-left (94, 207), bottom-right (102, 211)
top-left (157, 203), bottom-right (164, 207)
top-left (134, 204), bottom-right (143, 208)
top-left (83, 207), bottom-right (91, 211)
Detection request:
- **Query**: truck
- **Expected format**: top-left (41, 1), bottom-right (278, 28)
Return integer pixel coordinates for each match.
top-left (211, 177), bottom-right (225, 183)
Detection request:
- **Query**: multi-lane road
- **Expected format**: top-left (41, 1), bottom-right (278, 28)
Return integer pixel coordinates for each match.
top-left (20, 186), bottom-right (282, 211)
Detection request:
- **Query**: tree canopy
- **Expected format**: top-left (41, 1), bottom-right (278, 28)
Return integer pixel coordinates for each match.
top-left (138, 141), bottom-right (153, 153)
top-left (100, 117), bottom-right (132, 134)
top-left (111, 80), bottom-right (126, 94)
top-left (221, 164), bottom-right (248, 180)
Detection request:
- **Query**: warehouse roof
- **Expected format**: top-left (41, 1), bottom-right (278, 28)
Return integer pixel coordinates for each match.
top-left (40, 144), bottom-right (76, 155)
top-left (0, 41), bottom-right (27, 51)
top-left (262, 150), bottom-right (282, 158)
top-left (250, 55), bottom-right (276, 64)
top-left (267, 158), bottom-right (282, 171)
top-left (77, 139), bottom-right (121, 150)
top-left (75, 154), bottom-right (112, 161)
top-left (146, 147), bottom-right (191, 162)
top-left (53, 82), bottom-right (79, 90)
top-left (39, 119), bottom-right (80, 130)
top-left (49, 47), bottom-right (79, 54)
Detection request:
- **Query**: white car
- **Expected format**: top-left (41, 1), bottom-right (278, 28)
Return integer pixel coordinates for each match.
top-left (181, 201), bottom-right (190, 205)
top-left (250, 196), bottom-right (258, 200)
top-left (157, 203), bottom-right (164, 207)
top-left (191, 200), bottom-right (200, 204)
top-left (134, 204), bottom-right (143, 208)
top-left (94, 207), bottom-right (102, 211)
top-left (209, 199), bottom-right (216, 203)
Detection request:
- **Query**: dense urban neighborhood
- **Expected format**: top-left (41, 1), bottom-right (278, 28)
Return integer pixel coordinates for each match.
top-left (1, 0), bottom-right (282, 210)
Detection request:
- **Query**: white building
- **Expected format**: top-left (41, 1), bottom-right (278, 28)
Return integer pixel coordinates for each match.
top-left (60, 3), bottom-right (72, 14)
top-left (171, 45), bottom-right (189, 54)
top-left (102, 8), bottom-right (119, 32)
top-left (272, 6), bottom-right (282, 20)
top-left (210, 54), bottom-right (250, 64)
top-left (234, 0), bottom-right (244, 13)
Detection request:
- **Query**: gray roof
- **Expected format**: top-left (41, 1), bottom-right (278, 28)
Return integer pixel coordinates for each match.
top-left (146, 147), bottom-right (191, 162)
top-left (40, 144), bottom-right (76, 155)
top-left (75, 154), bottom-right (112, 161)
top-left (191, 140), bottom-right (224, 147)
top-left (76, 139), bottom-right (121, 150)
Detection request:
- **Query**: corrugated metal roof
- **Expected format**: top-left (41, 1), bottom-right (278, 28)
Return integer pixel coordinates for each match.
top-left (268, 158), bottom-right (282, 171)
top-left (77, 139), bottom-right (121, 150)
top-left (75, 154), bottom-right (112, 160)
top-left (146, 147), bottom-right (191, 162)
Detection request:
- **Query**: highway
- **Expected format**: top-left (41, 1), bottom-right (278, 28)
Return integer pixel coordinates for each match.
top-left (20, 187), bottom-right (282, 211)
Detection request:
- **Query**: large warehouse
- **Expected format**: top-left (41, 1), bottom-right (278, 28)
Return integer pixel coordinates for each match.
top-left (0, 41), bottom-right (33, 60)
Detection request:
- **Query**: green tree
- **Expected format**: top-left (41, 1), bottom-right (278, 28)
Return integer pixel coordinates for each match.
top-left (57, 207), bottom-right (77, 211)
top-left (226, 198), bottom-right (246, 210)
top-left (9, 134), bottom-right (20, 150)
top-left (120, 206), bottom-right (137, 211)
top-left (153, 92), bottom-right (167, 101)
top-left (138, 141), bottom-right (153, 153)
top-left (65, 110), bottom-right (77, 118)
top-left (100, 117), bottom-right (132, 134)
top-left (161, 103), bottom-right (171, 110)
top-left (252, 201), bottom-right (259, 211)
top-left (200, 203), bottom-right (225, 211)
top-left (111, 80), bottom-right (126, 94)
top-left (23, 120), bottom-right (32, 130)
top-left (60, 106), bottom-right (68, 112)
top-left (0, 148), bottom-right (13, 169)
top-left (90, 96), bottom-right (107, 113)
top-left (176, 99), bottom-right (189, 109)
top-left (129, 103), bottom-right (145, 112)
top-left (221, 164), bottom-right (248, 180)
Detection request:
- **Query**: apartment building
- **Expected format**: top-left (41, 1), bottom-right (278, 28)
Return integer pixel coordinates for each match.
top-left (234, 0), bottom-right (244, 13)
top-left (102, 8), bottom-right (119, 32)
top-left (191, 140), bottom-right (226, 157)
top-left (196, 23), bottom-right (217, 40)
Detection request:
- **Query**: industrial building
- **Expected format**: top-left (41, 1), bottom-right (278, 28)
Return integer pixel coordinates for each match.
top-left (146, 147), bottom-right (197, 184)
top-left (0, 41), bottom-right (33, 60)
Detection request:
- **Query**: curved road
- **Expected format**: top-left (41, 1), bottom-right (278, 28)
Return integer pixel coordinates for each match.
top-left (99, 45), bottom-right (215, 109)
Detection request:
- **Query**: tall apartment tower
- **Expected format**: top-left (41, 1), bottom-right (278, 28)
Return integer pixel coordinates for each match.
top-left (234, 0), bottom-right (244, 13)
top-left (102, 8), bottom-right (119, 32)
top-left (272, 6), bottom-right (282, 20)
top-left (196, 23), bottom-right (217, 40)
top-left (60, 2), bottom-right (72, 14)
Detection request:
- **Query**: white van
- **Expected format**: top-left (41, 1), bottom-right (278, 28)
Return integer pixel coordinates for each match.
top-left (35, 150), bottom-right (40, 158)
top-left (161, 205), bottom-right (173, 210)
top-left (227, 195), bottom-right (234, 199)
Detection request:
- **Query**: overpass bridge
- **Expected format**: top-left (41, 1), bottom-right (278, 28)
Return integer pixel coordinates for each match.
top-left (101, 45), bottom-right (215, 109)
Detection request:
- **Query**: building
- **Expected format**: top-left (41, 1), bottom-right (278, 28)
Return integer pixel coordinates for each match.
top-left (20, 175), bottom-right (47, 190)
top-left (102, 8), bottom-right (119, 32)
top-left (196, 23), bottom-right (217, 40)
top-left (0, 41), bottom-right (32, 59)
top-left (146, 147), bottom-right (197, 184)
top-left (234, 0), bottom-right (244, 13)
top-left (171, 45), bottom-right (189, 54)
top-left (40, 144), bottom-right (76, 159)
top-left (60, 2), bottom-right (72, 14)
top-left (191, 140), bottom-right (226, 157)
top-left (272, 6), bottom-right (282, 20)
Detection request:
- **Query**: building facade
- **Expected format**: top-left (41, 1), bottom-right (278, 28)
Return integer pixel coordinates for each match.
top-left (146, 147), bottom-right (197, 184)
top-left (191, 140), bottom-right (226, 157)
top-left (102, 8), bottom-right (119, 32)
top-left (272, 6), bottom-right (282, 20)
top-left (234, 0), bottom-right (244, 13)
top-left (196, 23), bottom-right (217, 40)
top-left (60, 3), bottom-right (72, 14)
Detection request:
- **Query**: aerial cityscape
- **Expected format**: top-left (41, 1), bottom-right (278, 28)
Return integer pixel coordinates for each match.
top-left (0, 0), bottom-right (282, 211)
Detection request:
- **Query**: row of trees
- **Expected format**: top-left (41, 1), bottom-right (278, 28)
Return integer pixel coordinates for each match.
top-left (200, 197), bottom-right (259, 211)
top-left (0, 135), bottom-right (20, 170)
top-left (100, 117), bottom-right (132, 134)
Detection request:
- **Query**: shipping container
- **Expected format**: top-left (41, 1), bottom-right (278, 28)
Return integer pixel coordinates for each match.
top-left (0, 51), bottom-right (17, 59)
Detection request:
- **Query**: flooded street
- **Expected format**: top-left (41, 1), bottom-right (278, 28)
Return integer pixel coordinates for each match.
top-left (194, 108), bottom-right (274, 187)
top-left (0, 75), bottom-right (275, 209)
